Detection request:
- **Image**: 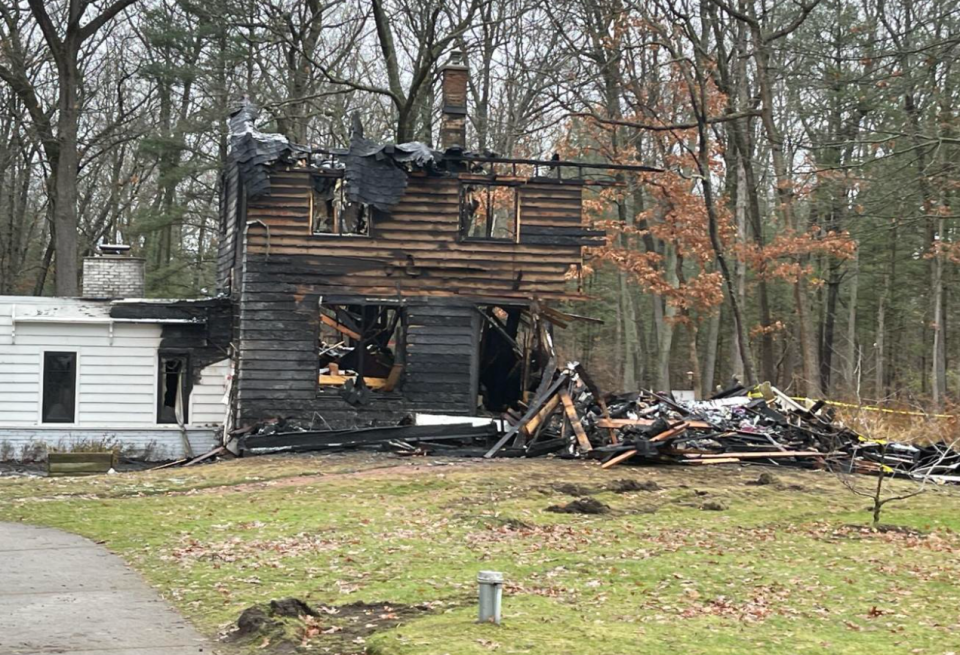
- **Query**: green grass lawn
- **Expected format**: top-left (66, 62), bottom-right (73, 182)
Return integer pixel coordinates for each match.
top-left (2, 453), bottom-right (960, 654)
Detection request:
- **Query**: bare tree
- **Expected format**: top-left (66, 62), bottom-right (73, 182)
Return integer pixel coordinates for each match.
top-left (0, 0), bottom-right (139, 295)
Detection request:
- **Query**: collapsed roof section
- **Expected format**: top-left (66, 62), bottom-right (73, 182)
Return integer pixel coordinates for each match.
top-left (228, 99), bottom-right (311, 198)
top-left (228, 100), bottom-right (439, 211)
top-left (226, 98), bottom-right (662, 212)
top-left (341, 117), bottom-right (438, 212)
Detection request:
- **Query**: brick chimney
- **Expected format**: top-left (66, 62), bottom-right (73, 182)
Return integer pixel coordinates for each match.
top-left (82, 245), bottom-right (146, 299)
top-left (439, 50), bottom-right (468, 151)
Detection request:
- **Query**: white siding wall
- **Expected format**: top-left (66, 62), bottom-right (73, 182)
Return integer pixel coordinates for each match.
top-left (190, 359), bottom-right (230, 426)
top-left (0, 299), bottom-right (227, 461)
top-left (0, 318), bottom-right (162, 426)
top-left (0, 299), bottom-right (227, 431)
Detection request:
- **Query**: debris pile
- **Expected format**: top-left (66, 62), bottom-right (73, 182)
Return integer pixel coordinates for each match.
top-left (235, 363), bottom-right (959, 484)
top-left (491, 364), bottom-right (960, 483)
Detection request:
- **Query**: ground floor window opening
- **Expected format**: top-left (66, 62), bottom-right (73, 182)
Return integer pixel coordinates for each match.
top-left (157, 354), bottom-right (190, 424)
top-left (318, 303), bottom-right (405, 403)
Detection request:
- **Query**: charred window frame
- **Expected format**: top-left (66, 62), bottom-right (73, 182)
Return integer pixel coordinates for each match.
top-left (41, 351), bottom-right (77, 424)
top-left (317, 303), bottom-right (406, 399)
top-left (459, 181), bottom-right (520, 242)
top-left (157, 354), bottom-right (191, 424)
top-left (311, 174), bottom-right (373, 237)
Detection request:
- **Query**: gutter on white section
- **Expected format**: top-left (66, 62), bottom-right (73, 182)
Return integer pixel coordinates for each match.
top-left (10, 315), bottom-right (201, 345)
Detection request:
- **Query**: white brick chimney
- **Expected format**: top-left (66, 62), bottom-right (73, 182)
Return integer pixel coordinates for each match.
top-left (82, 245), bottom-right (145, 299)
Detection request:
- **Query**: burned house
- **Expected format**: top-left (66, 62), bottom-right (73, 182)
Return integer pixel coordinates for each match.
top-left (219, 53), bottom-right (652, 430)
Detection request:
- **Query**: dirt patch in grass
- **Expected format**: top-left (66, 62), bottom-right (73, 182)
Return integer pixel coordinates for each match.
top-left (746, 472), bottom-right (780, 486)
top-left (545, 497), bottom-right (610, 514)
top-left (226, 598), bottom-right (432, 654)
top-left (608, 478), bottom-right (661, 492)
top-left (550, 482), bottom-right (598, 496)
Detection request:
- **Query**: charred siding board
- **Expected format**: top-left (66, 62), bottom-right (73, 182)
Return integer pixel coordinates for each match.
top-left (403, 305), bottom-right (478, 413)
top-left (216, 163), bottom-right (241, 294)
top-left (244, 171), bottom-right (584, 299)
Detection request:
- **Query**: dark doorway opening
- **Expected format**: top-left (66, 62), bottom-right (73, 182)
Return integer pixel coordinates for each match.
top-left (475, 306), bottom-right (551, 413)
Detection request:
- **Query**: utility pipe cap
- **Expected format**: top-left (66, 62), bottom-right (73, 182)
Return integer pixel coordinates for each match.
top-left (478, 571), bottom-right (504, 584)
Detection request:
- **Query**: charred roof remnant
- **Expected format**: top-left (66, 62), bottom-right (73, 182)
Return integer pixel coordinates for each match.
top-left (228, 99), bottom-right (310, 198)
top-left (342, 114), bottom-right (438, 212)
top-left (229, 99), bottom-right (439, 213)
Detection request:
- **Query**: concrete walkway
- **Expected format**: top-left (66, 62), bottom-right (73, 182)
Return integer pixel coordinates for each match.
top-left (0, 522), bottom-right (211, 655)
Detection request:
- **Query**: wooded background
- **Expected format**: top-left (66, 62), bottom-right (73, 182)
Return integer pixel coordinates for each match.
top-left (0, 0), bottom-right (957, 407)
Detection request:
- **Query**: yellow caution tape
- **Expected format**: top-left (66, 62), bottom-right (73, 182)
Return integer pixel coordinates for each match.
top-left (789, 397), bottom-right (954, 419)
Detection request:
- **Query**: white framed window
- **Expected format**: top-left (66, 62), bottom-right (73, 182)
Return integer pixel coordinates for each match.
top-left (40, 350), bottom-right (78, 424)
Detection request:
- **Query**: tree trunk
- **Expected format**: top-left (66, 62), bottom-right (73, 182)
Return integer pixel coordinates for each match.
top-left (702, 306), bottom-right (721, 396)
top-left (730, 159), bottom-right (748, 383)
top-left (821, 260), bottom-right (841, 394)
top-left (656, 242), bottom-right (678, 390)
top-left (875, 273), bottom-right (887, 400)
top-left (54, 54), bottom-right (80, 296)
top-left (843, 248), bottom-right (859, 395)
top-left (619, 269), bottom-right (640, 390)
top-left (748, 20), bottom-right (819, 395)
top-left (931, 215), bottom-right (947, 409)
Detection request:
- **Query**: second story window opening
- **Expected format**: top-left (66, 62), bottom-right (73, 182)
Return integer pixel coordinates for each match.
top-left (460, 182), bottom-right (520, 242)
top-left (311, 175), bottom-right (371, 236)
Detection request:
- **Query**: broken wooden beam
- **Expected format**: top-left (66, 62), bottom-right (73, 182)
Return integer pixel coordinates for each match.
top-left (559, 388), bottom-right (593, 452)
top-left (601, 449), bottom-right (638, 469)
top-left (682, 457), bottom-right (742, 466)
top-left (320, 313), bottom-right (361, 340)
top-left (522, 394), bottom-right (561, 438)
top-left (184, 445), bottom-right (226, 466)
top-left (596, 418), bottom-right (711, 430)
top-left (484, 373), bottom-right (569, 458)
top-left (649, 422), bottom-right (690, 442)
top-left (682, 450), bottom-right (823, 460)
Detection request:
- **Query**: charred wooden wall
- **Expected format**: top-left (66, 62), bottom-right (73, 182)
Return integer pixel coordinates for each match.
top-left (109, 299), bottom-right (234, 387)
top-left (242, 170), bottom-right (589, 300)
top-left (235, 276), bottom-right (485, 426)
top-left (216, 162), bottom-right (244, 295)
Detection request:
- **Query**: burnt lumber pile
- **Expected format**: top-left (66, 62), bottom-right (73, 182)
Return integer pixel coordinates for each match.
top-left (486, 366), bottom-right (960, 482)
top-left (232, 365), bottom-right (958, 482)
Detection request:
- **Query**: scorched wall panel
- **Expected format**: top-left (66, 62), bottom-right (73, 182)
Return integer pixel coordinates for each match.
top-left (242, 171), bottom-right (585, 300)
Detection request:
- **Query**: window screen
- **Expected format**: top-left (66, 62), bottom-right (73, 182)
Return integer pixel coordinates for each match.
top-left (42, 352), bottom-right (76, 423)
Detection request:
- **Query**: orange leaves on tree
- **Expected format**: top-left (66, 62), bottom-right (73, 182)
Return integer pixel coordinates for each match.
top-left (739, 227), bottom-right (856, 283)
